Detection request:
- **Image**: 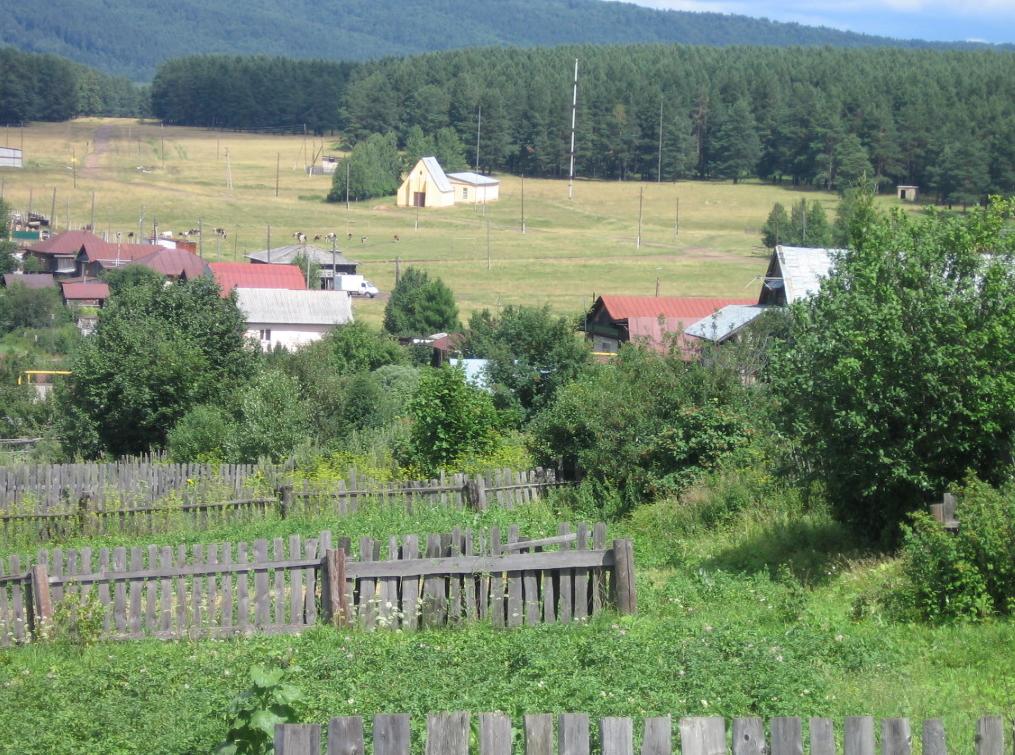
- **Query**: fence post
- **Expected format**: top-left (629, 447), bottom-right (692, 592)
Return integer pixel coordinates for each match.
top-left (277, 485), bottom-right (293, 519)
top-left (465, 475), bottom-right (487, 511)
top-left (76, 493), bottom-right (92, 535)
top-left (612, 539), bottom-right (636, 615)
top-left (28, 564), bottom-right (52, 634)
top-left (320, 548), bottom-right (349, 628)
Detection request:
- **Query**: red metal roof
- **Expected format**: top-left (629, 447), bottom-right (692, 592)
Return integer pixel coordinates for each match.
top-left (27, 230), bottom-right (110, 257)
top-left (596, 295), bottom-right (755, 321)
top-left (61, 281), bottom-right (110, 301)
top-left (208, 262), bottom-right (307, 295)
top-left (135, 248), bottom-right (208, 279)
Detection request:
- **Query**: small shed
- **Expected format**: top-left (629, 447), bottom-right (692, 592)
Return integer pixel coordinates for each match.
top-left (247, 244), bottom-right (358, 287)
top-left (758, 245), bottom-right (838, 307)
top-left (396, 157), bottom-right (454, 208)
top-left (61, 281), bottom-right (110, 307)
top-left (897, 185), bottom-right (919, 202)
top-left (208, 262), bottom-right (307, 296)
top-left (0, 147), bottom-right (22, 169)
top-left (447, 172), bottom-right (500, 204)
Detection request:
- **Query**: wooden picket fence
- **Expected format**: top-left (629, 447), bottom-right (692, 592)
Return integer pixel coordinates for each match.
top-left (0, 467), bottom-right (563, 545)
top-left (273, 713), bottom-right (1008, 755)
top-left (0, 522), bottom-right (634, 644)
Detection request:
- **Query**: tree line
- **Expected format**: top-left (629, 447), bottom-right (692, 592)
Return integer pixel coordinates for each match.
top-left (0, 48), bottom-right (147, 124)
top-left (337, 45), bottom-right (1014, 203)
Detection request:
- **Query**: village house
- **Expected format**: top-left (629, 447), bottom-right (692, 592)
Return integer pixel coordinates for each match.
top-left (246, 244), bottom-right (358, 289)
top-left (235, 288), bottom-right (352, 351)
top-left (583, 295), bottom-right (755, 355)
top-left (24, 230), bottom-right (194, 279)
top-left (683, 245), bottom-right (838, 346)
top-left (208, 262), bottom-right (307, 296)
top-left (60, 280), bottom-right (109, 307)
top-left (133, 248), bottom-right (208, 281)
top-left (396, 157), bottom-right (499, 208)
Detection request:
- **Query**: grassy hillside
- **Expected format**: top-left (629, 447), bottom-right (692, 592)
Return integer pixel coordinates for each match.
top-left (0, 0), bottom-right (1003, 80)
top-left (2, 118), bottom-right (864, 326)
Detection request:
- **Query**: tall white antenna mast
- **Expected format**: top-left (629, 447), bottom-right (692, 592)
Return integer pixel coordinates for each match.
top-left (568, 58), bottom-right (578, 201)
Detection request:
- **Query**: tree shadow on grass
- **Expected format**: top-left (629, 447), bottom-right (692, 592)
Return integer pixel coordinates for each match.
top-left (703, 514), bottom-right (878, 586)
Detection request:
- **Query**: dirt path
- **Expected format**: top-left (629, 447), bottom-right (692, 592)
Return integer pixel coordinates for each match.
top-left (83, 123), bottom-right (118, 177)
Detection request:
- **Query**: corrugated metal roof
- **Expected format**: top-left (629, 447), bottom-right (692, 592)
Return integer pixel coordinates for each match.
top-left (1, 273), bottom-right (56, 289)
top-left (88, 244), bottom-right (161, 267)
top-left (246, 245), bottom-right (357, 267)
top-left (597, 295), bottom-right (755, 321)
top-left (447, 172), bottom-right (499, 187)
top-left (236, 288), bottom-right (352, 325)
top-left (209, 262), bottom-right (306, 295)
top-left (421, 157), bottom-right (453, 194)
top-left (61, 281), bottom-right (110, 300)
top-left (684, 304), bottom-right (772, 343)
top-left (774, 246), bottom-right (839, 304)
top-left (449, 358), bottom-right (491, 390)
top-left (134, 248), bottom-right (208, 279)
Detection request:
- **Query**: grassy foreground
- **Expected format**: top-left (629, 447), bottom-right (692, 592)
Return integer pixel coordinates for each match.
top-left (0, 493), bottom-right (1011, 754)
top-left (1, 118), bottom-right (861, 324)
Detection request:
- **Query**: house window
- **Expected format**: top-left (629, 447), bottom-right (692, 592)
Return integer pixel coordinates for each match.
top-left (259, 329), bottom-right (271, 342)
top-left (462, 187), bottom-right (468, 199)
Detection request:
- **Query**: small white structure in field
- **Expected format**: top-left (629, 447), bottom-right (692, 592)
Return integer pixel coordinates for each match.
top-left (0, 147), bottom-right (23, 169)
top-left (235, 288), bottom-right (352, 351)
top-left (897, 185), bottom-right (919, 202)
top-left (447, 172), bottom-right (500, 204)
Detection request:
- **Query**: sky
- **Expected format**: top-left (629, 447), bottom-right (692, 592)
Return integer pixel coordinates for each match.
top-left (628, 0), bottom-right (1015, 44)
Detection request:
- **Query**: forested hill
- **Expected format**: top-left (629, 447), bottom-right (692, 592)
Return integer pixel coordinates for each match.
top-left (0, 0), bottom-right (1007, 80)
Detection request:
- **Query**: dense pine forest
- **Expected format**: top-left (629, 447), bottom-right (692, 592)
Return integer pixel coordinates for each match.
top-left (150, 46), bottom-right (1015, 203)
top-left (0, 48), bottom-right (147, 123)
top-left (3, 0), bottom-right (1006, 81)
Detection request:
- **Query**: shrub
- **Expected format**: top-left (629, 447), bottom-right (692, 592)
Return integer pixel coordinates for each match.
top-left (167, 404), bottom-right (236, 463)
top-left (901, 479), bottom-right (1015, 622)
top-left (215, 664), bottom-right (302, 755)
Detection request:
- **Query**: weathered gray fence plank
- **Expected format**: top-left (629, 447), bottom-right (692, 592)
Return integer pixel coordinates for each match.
top-left (328, 716), bottom-right (365, 755)
top-left (882, 718), bottom-right (911, 755)
top-left (679, 717), bottom-right (725, 755)
top-left (526, 714), bottom-right (554, 755)
top-left (845, 717), bottom-right (875, 755)
top-left (922, 720), bottom-right (946, 755)
top-left (810, 718), bottom-right (835, 755)
top-left (479, 712), bottom-right (512, 755)
top-left (374, 714), bottom-right (411, 755)
top-left (643, 717), bottom-right (673, 755)
top-left (427, 712), bottom-right (470, 755)
top-left (559, 713), bottom-right (590, 755)
top-left (274, 723), bottom-right (321, 755)
top-left (732, 718), bottom-right (765, 755)
top-left (974, 717), bottom-right (1004, 755)
top-left (601, 717), bottom-right (634, 755)
top-left (772, 717), bottom-right (803, 755)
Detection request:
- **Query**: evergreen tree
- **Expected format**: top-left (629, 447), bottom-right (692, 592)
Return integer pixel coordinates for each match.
top-left (833, 134), bottom-right (874, 192)
top-left (761, 202), bottom-right (790, 249)
top-left (383, 267), bottom-right (460, 338)
top-left (708, 99), bottom-right (761, 183)
top-left (432, 127), bottom-right (468, 172)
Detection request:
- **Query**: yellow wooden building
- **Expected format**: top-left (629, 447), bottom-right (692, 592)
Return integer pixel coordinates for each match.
top-left (396, 157), bottom-right (455, 208)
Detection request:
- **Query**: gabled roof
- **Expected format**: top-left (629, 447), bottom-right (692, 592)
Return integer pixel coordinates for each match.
top-left (27, 230), bottom-right (109, 257)
top-left (235, 288), bottom-right (352, 326)
top-left (246, 245), bottom-right (357, 267)
top-left (684, 304), bottom-right (773, 344)
top-left (86, 243), bottom-right (160, 269)
top-left (61, 281), bottom-right (110, 301)
top-left (595, 295), bottom-right (755, 321)
top-left (420, 157), bottom-right (453, 194)
top-left (134, 248), bottom-right (208, 279)
top-left (208, 262), bottom-right (306, 295)
top-left (764, 246), bottom-right (839, 305)
top-left (1, 273), bottom-right (56, 289)
top-left (447, 172), bottom-right (499, 187)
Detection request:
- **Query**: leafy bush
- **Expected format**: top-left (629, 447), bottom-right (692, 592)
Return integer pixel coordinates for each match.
top-left (901, 479), bottom-right (1015, 622)
top-left (47, 592), bottom-right (106, 646)
top-left (234, 369), bottom-right (313, 462)
top-left (405, 366), bottom-right (498, 475)
top-left (167, 404), bottom-right (237, 463)
top-left (383, 267), bottom-right (459, 338)
top-left (215, 664), bottom-right (302, 755)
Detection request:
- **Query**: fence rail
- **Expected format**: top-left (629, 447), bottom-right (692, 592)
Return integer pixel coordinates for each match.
top-left (0, 522), bottom-right (632, 644)
top-left (273, 714), bottom-right (1008, 755)
top-left (0, 467), bottom-right (563, 545)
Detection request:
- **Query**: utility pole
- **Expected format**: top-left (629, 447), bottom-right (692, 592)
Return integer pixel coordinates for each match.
top-left (801, 199), bottom-right (807, 245)
top-left (657, 98), bottom-right (664, 183)
top-left (27, 188), bottom-right (32, 220)
top-left (345, 160), bottom-right (350, 211)
top-left (636, 185), bottom-right (644, 250)
top-left (138, 205), bottom-right (144, 245)
top-left (234, 231), bottom-right (238, 261)
top-left (486, 212), bottom-right (491, 271)
top-left (674, 196), bottom-right (680, 240)
top-left (89, 191), bottom-right (95, 231)
top-left (520, 175), bottom-right (526, 234)
top-left (275, 152), bottom-right (280, 198)
top-left (655, 277), bottom-right (660, 297)
top-left (71, 147), bottom-right (76, 189)
top-left (225, 148), bottom-right (233, 192)
top-left (50, 188), bottom-right (56, 231)
top-left (331, 234), bottom-right (337, 290)
top-left (198, 217), bottom-right (203, 257)
top-left (160, 124), bottom-right (165, 169)
top-left (568, 58), bottom-right (578, 201)
top-left (395, 256), bottom-right (401, 286)
top-left (475, 105), bottom-right (482, 172)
